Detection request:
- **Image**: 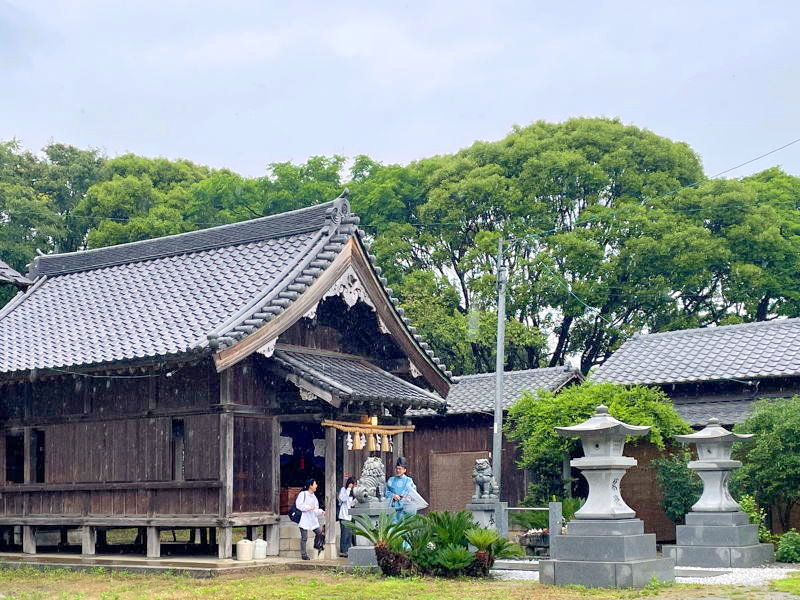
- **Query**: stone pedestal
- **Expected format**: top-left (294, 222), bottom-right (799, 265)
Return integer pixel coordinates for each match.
top-left (467, 500), bottom-right (508, 538)
top-left (539, 406), bottom-right (674, 588)
top-left (664, 512), bottom-right (774, 567)
top-left (663, 417), bottom-right (774, 567)
top-left (348, 500), bottom-right (393, 567)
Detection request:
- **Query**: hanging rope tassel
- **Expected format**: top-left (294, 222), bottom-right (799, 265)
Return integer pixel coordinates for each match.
top-left (381, 433), bottom-right (390, 452)
top-left (354, 432), bottom-right (364, 450)
top-left (367, 433), bottom-right (376, 452)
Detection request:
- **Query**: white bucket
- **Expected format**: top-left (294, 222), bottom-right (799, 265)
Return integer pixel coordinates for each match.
top-left (253, 536), bottom-right (268, 559)
top-left (235, 538), bottom-right (254, 561)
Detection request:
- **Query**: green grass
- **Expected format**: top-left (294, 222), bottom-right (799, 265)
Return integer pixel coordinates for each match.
top-left (0, 566), bottom-right (751, 600)
top-left (772, 571), bottom-right (800, 595)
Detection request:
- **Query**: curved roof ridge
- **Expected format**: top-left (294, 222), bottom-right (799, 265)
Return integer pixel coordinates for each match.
top-left (456, 365), bottom-right (576, 380)
top-left (29, 200), bottom-right (338, 278)
top-left (639, 318), bottom-right (800, 339)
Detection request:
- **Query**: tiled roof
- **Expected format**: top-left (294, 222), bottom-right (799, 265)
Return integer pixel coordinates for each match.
top-left (673, 400), bottom-right (756, 427)
top-left (0, 195), bottom-right (451, 383)
top-left (0, 260), bottom-right (32, 289)
top-left (270, 345), bottom-right (444, 410)
top-left (411, 366), bottom-right (581, 416)
top-left (592, 319), bottom-right (800, 385)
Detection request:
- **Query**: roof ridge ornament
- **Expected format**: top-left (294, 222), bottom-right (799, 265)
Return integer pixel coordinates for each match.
top-left (326, 188), bottom-right (351, 226)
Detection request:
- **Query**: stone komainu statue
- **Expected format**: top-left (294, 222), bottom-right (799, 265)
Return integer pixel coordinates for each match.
top-left (472, 458), bottom-right (499, 500)
top-left (353, 456), bottom-right (386, 503)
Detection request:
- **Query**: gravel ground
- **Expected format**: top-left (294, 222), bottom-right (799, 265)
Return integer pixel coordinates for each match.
top-left (675, 564), bottom-right (800, 586)
top-left (492, 564), bottom-right (800, 586)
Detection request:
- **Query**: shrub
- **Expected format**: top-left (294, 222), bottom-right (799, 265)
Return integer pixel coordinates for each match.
top-left (652, 448), bottom-right (702, 523)
top-left (776, 530), bottom-right (800, 563)
top-left (739, 494), bottom-right (776, 544)
top-left (732, 397), bottom-right (800, 530)
top-left (348, 511), bottom-right (521, 578)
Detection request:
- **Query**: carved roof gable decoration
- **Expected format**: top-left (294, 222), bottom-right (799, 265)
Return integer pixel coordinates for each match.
top-left (323, 266), bottom-right (375, 310)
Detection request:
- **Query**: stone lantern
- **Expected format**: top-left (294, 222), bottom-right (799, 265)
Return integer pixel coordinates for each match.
top-left (540, 405), bottom-right (674, 588)
top-left (663, 417), bottom-right (774, 567)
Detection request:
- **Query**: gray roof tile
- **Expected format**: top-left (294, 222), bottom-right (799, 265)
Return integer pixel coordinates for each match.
top-left (271, 346), bottom-right (444, 409)
top-left (592, 319), bottom-right (800, 385)
top-left (0, 196), bottom-right (453, 386)
top-left (673, 400), bottom-right (756, 426)
top-left (411, 366), bottom-right (582, 416)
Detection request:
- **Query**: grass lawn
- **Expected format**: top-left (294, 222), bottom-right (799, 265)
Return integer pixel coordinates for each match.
top-left (0, 566), bottom-right (760, 600)
top-left (773, 571), bottom-right (800, 595)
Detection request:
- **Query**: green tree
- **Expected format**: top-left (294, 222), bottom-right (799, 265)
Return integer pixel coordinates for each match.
top-left (505, 382), bottom-right (690, 503)
top-left (732, 397), bottom-right (800, 530)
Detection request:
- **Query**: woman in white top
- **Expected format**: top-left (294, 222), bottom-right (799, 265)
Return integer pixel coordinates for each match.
top-left (296, 478), bottom-right (325, 560)
top-left (338, 476), bottom-right (356, 557)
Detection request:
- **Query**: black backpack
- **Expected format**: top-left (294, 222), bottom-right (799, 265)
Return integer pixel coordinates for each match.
top-left (288, 492), bottom-right (302, 524)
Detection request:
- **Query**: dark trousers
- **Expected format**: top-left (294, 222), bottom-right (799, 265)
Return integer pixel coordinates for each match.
top-left (299, 527), bottom-right (323, 558)
top-left (339, 521), bottom-right (353, 555)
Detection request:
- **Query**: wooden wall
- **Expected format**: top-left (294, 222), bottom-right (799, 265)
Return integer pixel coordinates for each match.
top-left (0, 360), bottom-right (226, 519)
top-left (406, 414), bottom-right (527, 509)
top-left (233, 416), bottom-right (273, 513)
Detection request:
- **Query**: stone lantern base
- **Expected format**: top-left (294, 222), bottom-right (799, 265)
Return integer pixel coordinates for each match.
top-left (663, 511), bottom-right (774, 568)
top-left (467, 500), bottom-right (508, 538)
top-left (540, 518), bottom-right (675, 588)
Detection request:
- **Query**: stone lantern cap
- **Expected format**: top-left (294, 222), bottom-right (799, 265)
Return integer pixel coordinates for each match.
top-left (676, 417), bottom-right (753, 464)
top-left (557, 405), bottom-right (651, 459)
top-left (675, 417), bottom-right (753, 444)
top-left (556, 405), bottom-right (650, 439)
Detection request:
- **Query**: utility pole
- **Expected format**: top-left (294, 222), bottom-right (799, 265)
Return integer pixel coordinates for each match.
top-left (492, 238), bottom-right (508, 488)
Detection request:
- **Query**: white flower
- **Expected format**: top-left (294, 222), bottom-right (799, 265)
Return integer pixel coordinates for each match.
top-left (426, 541), bottom-right (436, 550)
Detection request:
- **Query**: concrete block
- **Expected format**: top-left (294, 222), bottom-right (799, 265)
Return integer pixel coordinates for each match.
top-left (665, 542), bottom-right (774, 568)
top-left (676, 524), bottom-right (758, 547)
top-left (289, 538), bottom-right (300, 551)
top-left (551, 534), bottom-right (656, 562)
top-left (566, 519), bottom-right (644, 537)
top-left (348, 545), bottom-right (377, 566)
top-left (685, 511), bottom-right (749, 526)
top-left (664, 545), bottom-right (730, 567)
top-left (731, 543), bottom-right (774, 567)
top-left (540, 557), bottom-right (674, 588)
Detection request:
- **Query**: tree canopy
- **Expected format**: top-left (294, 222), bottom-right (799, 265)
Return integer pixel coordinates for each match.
top-left (2, 118), bottom-right (799, 375)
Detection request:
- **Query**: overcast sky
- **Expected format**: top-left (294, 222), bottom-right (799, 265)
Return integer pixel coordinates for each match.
top-left (2, 1), bottom-right (798, 178)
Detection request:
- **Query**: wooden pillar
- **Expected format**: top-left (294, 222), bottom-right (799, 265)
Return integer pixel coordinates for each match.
top-left (22, 526), bottom-right (36, 554)
top-left (218, 369), bottom-right (235, 560)
top-left (270, 417), bottom-right (280, 513)
top-left (394, 432), bottom-right (404, 461)
top-left (324, 425), bottom-right (337, 559)
top-left (81, 526), bottom-right (96, 555)
top-left (146, 527), bottom-right (161, 558)
top-left (218, 527), bottom-right (233, 559)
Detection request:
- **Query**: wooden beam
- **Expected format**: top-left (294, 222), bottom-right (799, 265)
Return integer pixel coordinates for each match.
top-left (146, 526), bottom-right (161, 558)
top-left (0, 480), bottom-right (222, 494)
top-left (324, 425), bottom-right (337, 559)
top-left (214, 240), bottom-right (354, 372)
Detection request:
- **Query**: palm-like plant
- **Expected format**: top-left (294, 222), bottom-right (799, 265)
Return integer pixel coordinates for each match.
top-left (434, 543), bottom-right (474, 575)
top-left (427, 510), bottom-right (476, 548)
top-left (344, 514), bottom-right (414, 575)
